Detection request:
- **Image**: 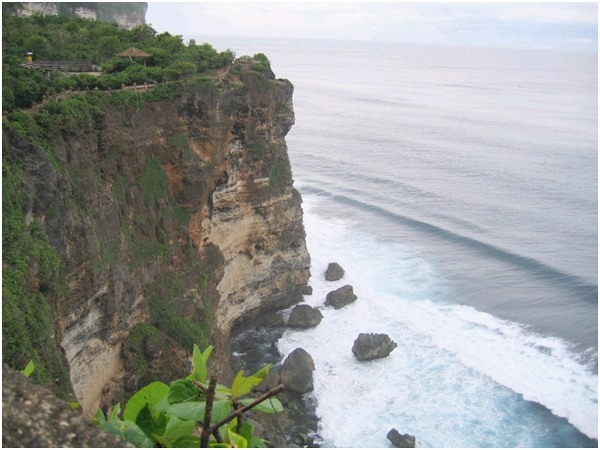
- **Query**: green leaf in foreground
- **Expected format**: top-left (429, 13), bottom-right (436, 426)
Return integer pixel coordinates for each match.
top-left (192, 344), bottom-right (213, 383)
top-left (239, 397), bottom-right (283, 414)
top-left (93, 408), bottom-right (107, 426)
top-left (20, 360), bottom-right (35, 377)
top-left (165, 401), bottom-right (205, 422)
top-left (166, 399), bottom-right (231, 422)
top-left (108, 402), bottom-right (121, 421)
top-left (100, 420), bottom-right (154, 448)
top-left (123, 381), bottom-right (169, 422)
top-left (151, 433), bottom-right (174, 448)
top-left (173, 436), bottom-right (201, 447)
top-left (163, 415), bottom-right (195, 442)
top-left (135, 403), bottom-right (168, 440)
top-left (226, 428), bottom-right (248, 448)
top-left (231, 363), bottom-right (271, 398)
top-left (168, 379), bottom-right (199, 404)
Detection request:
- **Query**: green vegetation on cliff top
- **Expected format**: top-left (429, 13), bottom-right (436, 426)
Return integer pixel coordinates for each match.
top-left (2, 11), bottom-right (235, 111)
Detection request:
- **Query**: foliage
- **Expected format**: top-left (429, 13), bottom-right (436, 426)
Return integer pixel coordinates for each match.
top-left (137, 158), bottom-right (169, 204)
top-left (127, 324), bottom-right (162, 380)
top-left (2, 157), bottom-right (73, 398)
top-left (2, 13), bottom-right (235, 111)
top-left (145, 272), bottom-right (211, 353)
top-left (251, 75), bottom-right (275, 94)
top-left (135, 157), bottom-right (191, 226)
top-left (251, 53), bottom-right (271, 72)
top-left (249, 141), bottom-right (266, 161)
top-left (167, 132), bottom-right (193, 159)
top-left (111, 172), bottom-right (128, 202)
top-left (96, 344), bottom-right (283, 448)
top-left (269, 142), bottom-right (291, 190)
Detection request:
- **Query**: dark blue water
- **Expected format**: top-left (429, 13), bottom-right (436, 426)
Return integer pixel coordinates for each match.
top-left (200, 36), bottom-right (598, 447)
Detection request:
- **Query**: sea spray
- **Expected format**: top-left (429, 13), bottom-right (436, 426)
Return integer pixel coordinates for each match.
top-left (277, 195), bottom-right (597, 447)
top-left (204, 37), bottom-right (598, 447)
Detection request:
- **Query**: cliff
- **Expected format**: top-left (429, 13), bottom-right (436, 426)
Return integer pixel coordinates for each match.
top-left (2, 63), bottom-right (311, 419)
top-left (5, 2), bottom-right (147, 29)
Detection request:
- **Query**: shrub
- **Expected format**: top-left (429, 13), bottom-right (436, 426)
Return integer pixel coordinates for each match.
top-left (2, 14), bottom-right (239, 111)
top-left (95, 344), bottom-right (284, 448)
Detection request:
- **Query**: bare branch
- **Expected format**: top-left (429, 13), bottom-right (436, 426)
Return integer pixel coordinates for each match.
top-left (232, 400), bottom-right (243, 434)
top-left (210, 384), bottom-right (285, 432)
top-left (200, 374), bottom-right (218, 447)
top-left (192, 379), bottom-right (208, 394)
top-left (212, 428), bottom-right (224, 444)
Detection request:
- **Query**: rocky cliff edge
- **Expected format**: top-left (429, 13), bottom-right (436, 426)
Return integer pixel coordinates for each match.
top-left (3, 62), bottom-right (310, 418)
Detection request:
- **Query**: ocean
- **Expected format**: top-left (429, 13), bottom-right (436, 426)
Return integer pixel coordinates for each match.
top-left (196, 36), bottom-right (598, 447)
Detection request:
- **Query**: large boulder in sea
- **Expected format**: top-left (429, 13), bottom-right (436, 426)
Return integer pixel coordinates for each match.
top-left (261, 311), bottom-right (285, 328)
top-left (325, 285), bottom-right (357, 309)
top-left (387, 429), bottom-right (416, 448)
top-left (352, 333), bottom-right (397, 361)
top-left (325, 262), bottom-right (345, 281)
top-left (288, 304), bottom-right (323, 328)
top-left (280, 348), bottom-right (315, 394)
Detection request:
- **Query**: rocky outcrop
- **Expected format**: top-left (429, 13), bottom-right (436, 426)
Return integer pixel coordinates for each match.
top-left (3, 63), bottom-right (310, 418)
top-left (2, 364), bottom-right (130, 448)
top-left (280, 348), bottom-right (315, 394)
top-left (8, 2), bottom-right (148, 29)
top-left (387, 428), bottom-right (416, 448)
top-left (243, 358), bottom-right (318, 448)
top-left (325, 262), bottom-right (345, 281)
top-left (325, 285), bottom-right (358, 309)
top-left (288, 304), bottom-right (323, 328)
top-left (352, 333), bottom-right (397, 361)
top-left (262, 312), bottom-right (285, 328)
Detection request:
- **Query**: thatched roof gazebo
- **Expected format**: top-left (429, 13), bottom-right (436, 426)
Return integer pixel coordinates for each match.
top-left (116, 46), bottom-right (152, 66)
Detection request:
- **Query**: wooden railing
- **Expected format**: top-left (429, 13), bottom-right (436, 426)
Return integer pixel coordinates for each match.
top-left (21, 61), bottom-right (97, 73)
top-left (9, 64), bottom-right (232, 115)
top-left (18, 82), bottom-right (159, 114)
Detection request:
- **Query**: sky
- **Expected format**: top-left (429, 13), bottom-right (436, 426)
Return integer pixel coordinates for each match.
top-left (145, 2), bottom-right (598, 52)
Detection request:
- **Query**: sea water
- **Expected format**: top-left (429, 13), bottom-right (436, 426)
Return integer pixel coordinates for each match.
top-left (197, 36), bottom-right (598, 447)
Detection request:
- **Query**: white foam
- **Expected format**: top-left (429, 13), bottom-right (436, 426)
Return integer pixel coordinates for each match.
top-left (278, 195), bottom-right (598, 446)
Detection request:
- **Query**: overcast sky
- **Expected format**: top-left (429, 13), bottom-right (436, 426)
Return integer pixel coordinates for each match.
top-left (145, 2), bottom-right (598, 52)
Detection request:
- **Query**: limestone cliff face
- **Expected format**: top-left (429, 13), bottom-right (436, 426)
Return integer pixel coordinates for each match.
top-left (10, 2), bottom-right (147, 29)
top-left (3, 65), bottom-right (310, 417)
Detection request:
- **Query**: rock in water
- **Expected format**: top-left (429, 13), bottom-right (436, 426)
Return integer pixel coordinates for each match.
top-left (262, 312), bottom-right (285, 328)
top-left (288, 304), bottom-right (323, 328)
top-left (280, 348), bottom-right (315, 394)
top-left (352, 333), bottom-right (397, 361)
top-left (325, 285), bottom-right (357, 309)
top-left (387, 428), bottom-right (416, 448)
top-left (302, 285), bottom-right (313, 295)
top-left (325, 262), bottom-right (345, 281)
